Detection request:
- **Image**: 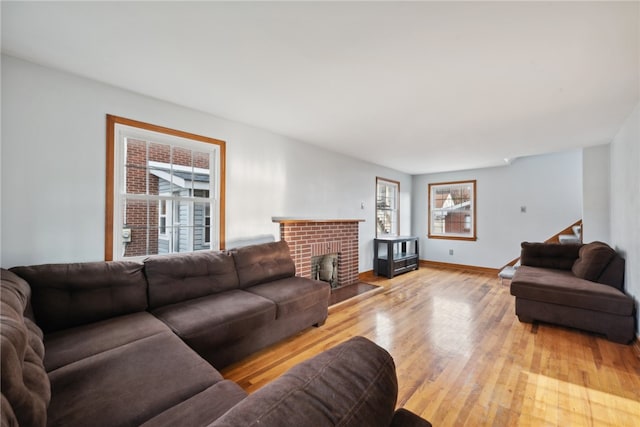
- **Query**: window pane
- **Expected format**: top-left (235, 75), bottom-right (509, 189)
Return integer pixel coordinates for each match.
top-left (123, 199), bottom-right (150, 257)
top-left (123, 227), bottom-right (152, 258)
top-left (172, 146), bottom-right (193, 192)
top-left (125, 165), bottom-right (147, 195)
top-left (172, 146), bottom-right (193, 168)
top-left (377, 183), bottom-right (396, 210)
top-left (191, 172), bottom-right (210, 195)
top-left (194, 201), bottom-right (211, 249)
top-left (125, 139), bottom-right (147, 167)
top-left (158, 226), bottom-right (172, 254)
top-left (124, 139), bottom-right (147, 194)
top-left (149, 163), bottom-right (169, 195)
top-left (149, 143), bottom-right (172, 194)
top-left (145, 229), bottom-right (160, 256)
top-left (193, 151), bottom-right (210, 170)
top-left (149, 142), bottom-right (171, 163)
top-left (193, 152), bottom-right (211, 197)
top-left (158, 199), bottom-right (167, 235)
top-left (172, 200), bottom-right (190, 253)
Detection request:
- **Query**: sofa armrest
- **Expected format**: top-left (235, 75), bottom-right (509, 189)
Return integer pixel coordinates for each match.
top-left (1, 269), bottom-right (50, 427)
top-left (519, 242), bottom-right (581, 270)
top-left (390, 408), bottom-right (432, 427)
top-left (210, 336), bottom-right (403, 427)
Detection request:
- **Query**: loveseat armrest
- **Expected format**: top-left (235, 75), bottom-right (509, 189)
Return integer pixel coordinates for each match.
top-left (519, 242), bottom-right (581, 270)
top-left (210, 336), bottom-right (421, 427)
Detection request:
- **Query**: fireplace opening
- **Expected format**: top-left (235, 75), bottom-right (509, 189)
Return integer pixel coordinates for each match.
top-left (311, 253), bottom-right (339, 288)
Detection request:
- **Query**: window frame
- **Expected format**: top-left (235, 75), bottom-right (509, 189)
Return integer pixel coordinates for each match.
top-left (375, 177), bottom-right (400, 237)
top-left (427, 180), bottom-right (477, 241)
top-left (105, 115), bottom-right (226, 261)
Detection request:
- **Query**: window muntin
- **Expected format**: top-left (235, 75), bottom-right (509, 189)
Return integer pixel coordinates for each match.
top-left (376, 177), bottom-right (399, 237)
top-left (106, 115), bottom-right (225, 260)
top-left (428, 180), bottom-right (476, 241)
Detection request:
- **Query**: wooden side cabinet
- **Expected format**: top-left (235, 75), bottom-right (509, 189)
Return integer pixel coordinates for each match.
top-left (373, 236), bottom-right (419, 278)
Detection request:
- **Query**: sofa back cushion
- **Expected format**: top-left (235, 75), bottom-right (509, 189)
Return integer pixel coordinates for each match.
top-left (571, 241), bottom-right (625, 290)
top-left (571, 241), bottom-right (617, 282)
top-left (144, 251), bottom-right (239, 309)
top-left (596, 255), bottom-right (625, 291)
top-left (1, 269), bottom-right (50, 427)
top-left (520, 242), bottom-right (581, 270)
top-left (11, 261), bottom-right (147, 333)
top-left (231, 241), bottom-right (296, 288)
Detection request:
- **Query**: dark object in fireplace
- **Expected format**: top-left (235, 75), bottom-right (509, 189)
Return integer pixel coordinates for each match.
top-left (312, 253), bottom-right (338, 288)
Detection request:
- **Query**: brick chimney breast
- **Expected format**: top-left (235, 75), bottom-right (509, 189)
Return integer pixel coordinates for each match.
top-left (272, 218), bottom-right (364, 287)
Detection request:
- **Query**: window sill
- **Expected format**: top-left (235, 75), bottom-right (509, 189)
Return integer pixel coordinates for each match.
top-left (428, 234), bottom-right (477, 241)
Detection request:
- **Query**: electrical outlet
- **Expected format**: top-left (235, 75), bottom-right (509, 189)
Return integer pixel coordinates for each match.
top-left (449, 249), bottom-right (454, 255)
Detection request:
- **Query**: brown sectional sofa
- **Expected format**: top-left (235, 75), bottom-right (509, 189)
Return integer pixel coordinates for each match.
top-left (1, 240), bottom-right (430, 427)
top-left (510, 241), bottom-right (636, 343)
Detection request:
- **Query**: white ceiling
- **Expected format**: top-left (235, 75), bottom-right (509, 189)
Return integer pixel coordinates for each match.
top-left (2, 1), bottom-right (638, 174)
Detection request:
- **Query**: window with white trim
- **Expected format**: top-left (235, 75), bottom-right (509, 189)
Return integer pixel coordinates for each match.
top-left (376, 177), bottom-right (399, 236)
top-left (106, 115), bottom-right (225, 260)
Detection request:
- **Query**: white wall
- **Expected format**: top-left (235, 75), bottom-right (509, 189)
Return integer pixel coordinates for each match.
top-left (582, 144), bottom-right (611, 243)
top-left (609, 102), bottom-right (640, 335)
top-left (411, 150), bottom-right (583, 269)
top-left (0, 55), bottom-right (412, 270)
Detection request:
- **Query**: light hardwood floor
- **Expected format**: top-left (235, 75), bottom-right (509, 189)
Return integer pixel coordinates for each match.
top-left (221, 267), bottom-right (640, 426)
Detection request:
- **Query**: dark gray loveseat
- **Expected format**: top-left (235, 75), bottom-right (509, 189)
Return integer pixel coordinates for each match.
top-left (510, 241), bottom-right (636, 343)
top-left (1, 240), bottom-right (430, 427)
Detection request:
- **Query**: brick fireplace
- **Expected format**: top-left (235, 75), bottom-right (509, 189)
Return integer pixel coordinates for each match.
top-left (273, 218), bottom-right (364, 287)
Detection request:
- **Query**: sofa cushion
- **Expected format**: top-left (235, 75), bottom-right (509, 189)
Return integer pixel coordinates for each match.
top-left (210, 336), bottom-right (399, 427)
top-left (571, 241), bottom-right (617, 282)
top-left (596, 255), bottom-right (625, 291)
top-left (11, 261), bottom-right (147, 333)
top-left (141, 380), bottom-right (247, 427)
top-left (152, 290), bottom-right (276, 350)
top-left (511, 266), bottom-right (634, 316)
top-left (231, 241), bottom-right (296, 288)
top-left (43, 312), bottom-right (170, 372)
top-left (1, 269), bottom-right (50, 427)
top-left (245, 277), bottom-right (330, 318)
top-left (144, 251), bottom-right (240, 309)
top-left (520, 242), bottom-right (581, 270)
top-left (47, 329), bottom-right (223, 427)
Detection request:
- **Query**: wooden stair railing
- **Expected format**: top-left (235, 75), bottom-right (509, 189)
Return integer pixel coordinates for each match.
top-left (501, 219), bottom-right (583, 269)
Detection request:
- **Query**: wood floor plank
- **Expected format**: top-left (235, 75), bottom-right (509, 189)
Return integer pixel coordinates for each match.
top-left (221, 267), bottom-right (640, 426)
